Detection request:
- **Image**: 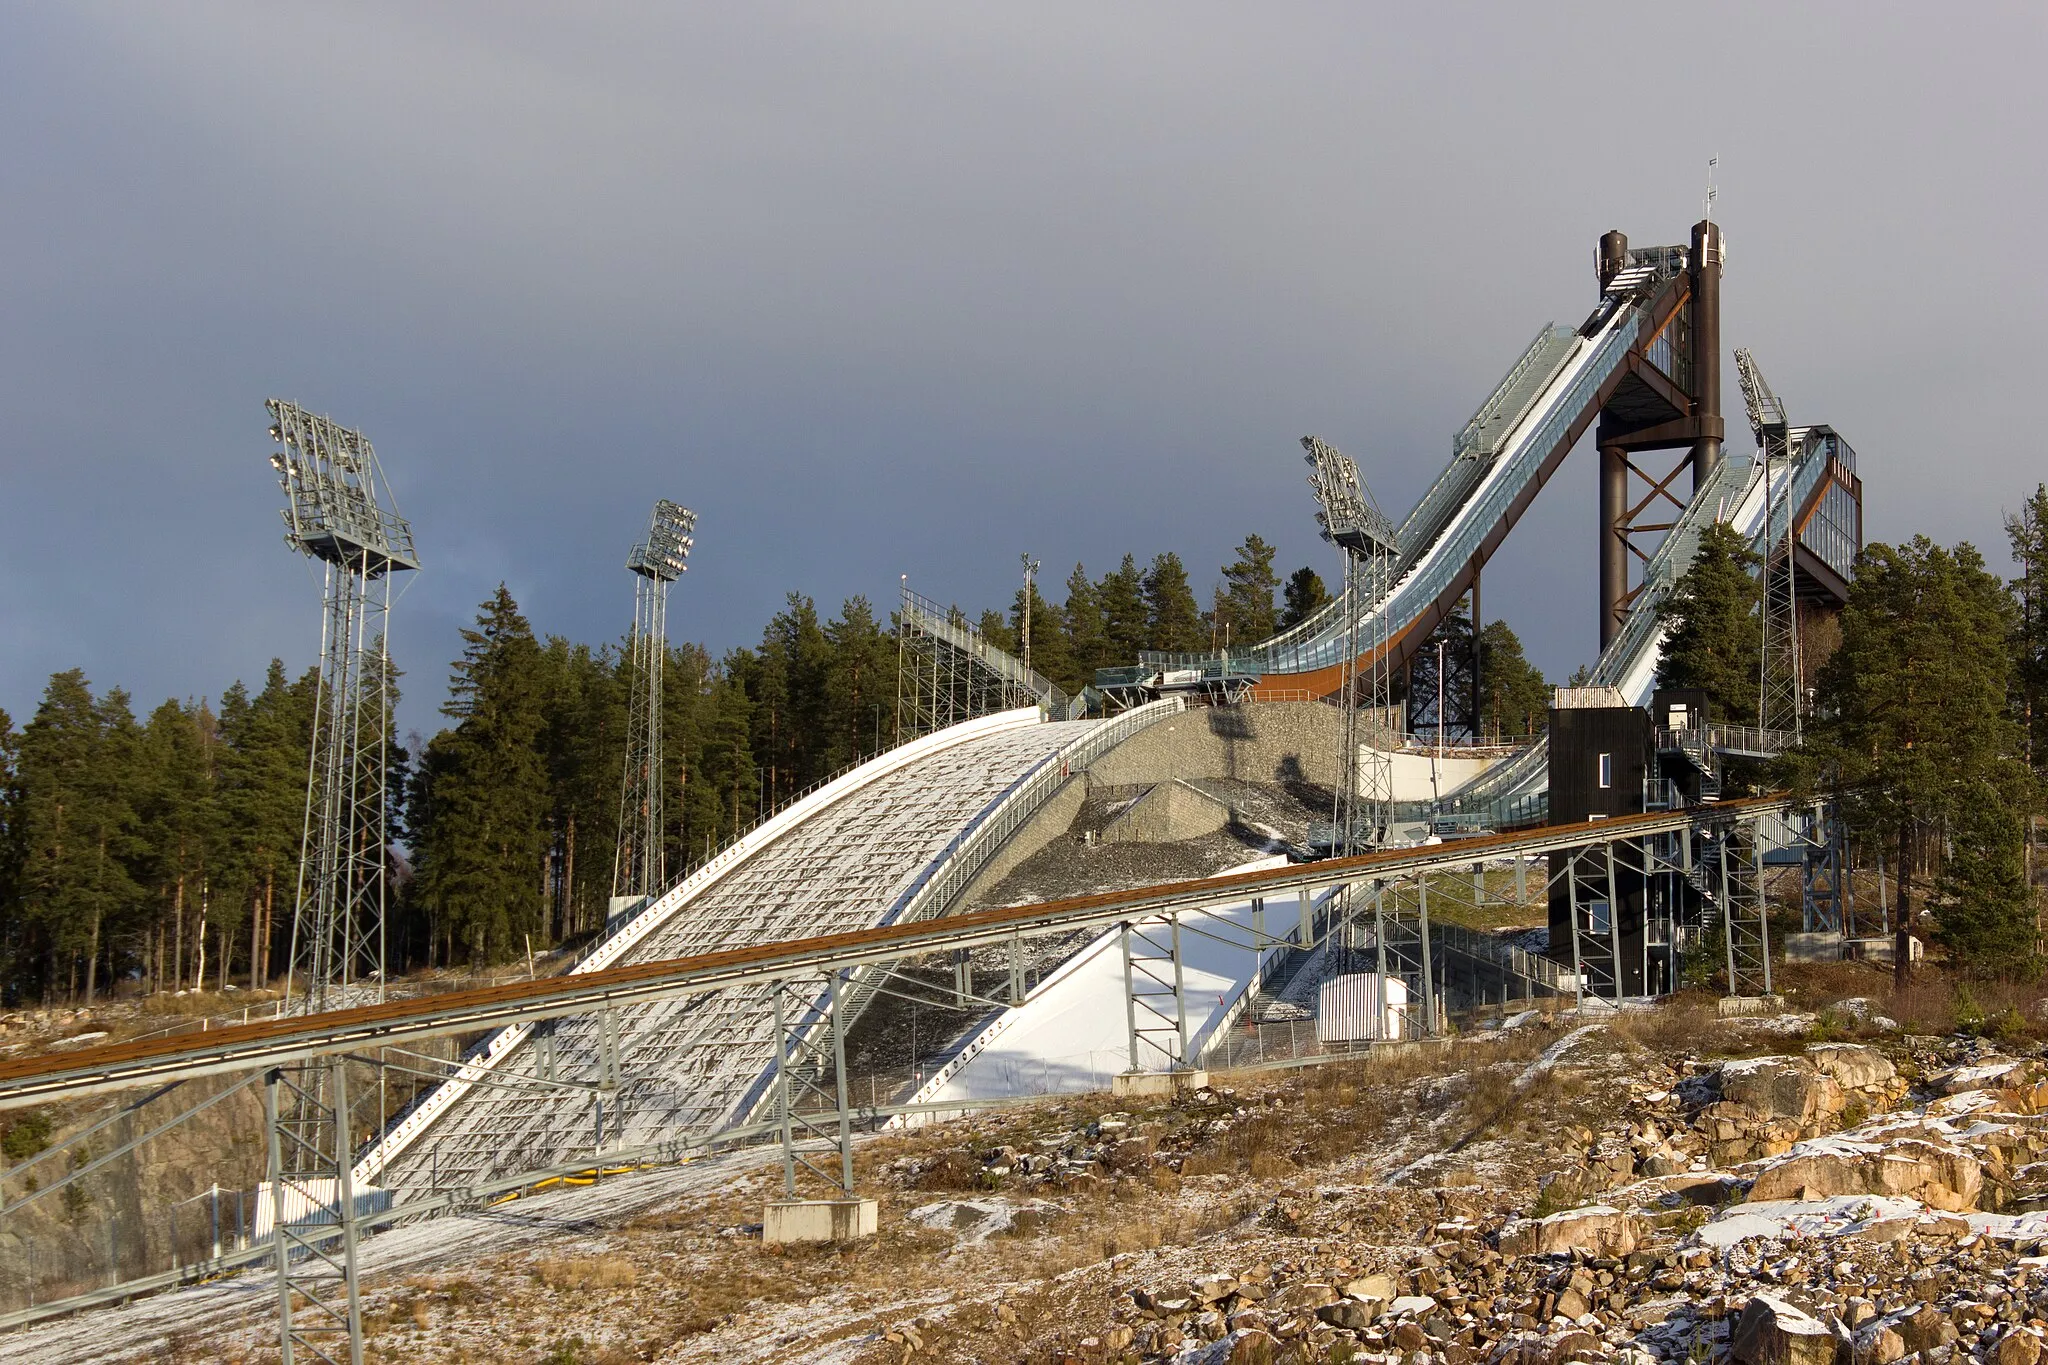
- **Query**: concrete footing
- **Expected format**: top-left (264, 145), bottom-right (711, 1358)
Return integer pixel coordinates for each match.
top-left (1717, 995), bottom-right (1785, 1017)
top-left (1112, 1069), bottom-right (1209, 1099)
top-left (762, 1198), bottom-right (878, 1244)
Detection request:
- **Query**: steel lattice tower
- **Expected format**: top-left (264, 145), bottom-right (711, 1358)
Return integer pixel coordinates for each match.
top-left (1303, 437), bottom-right (1399, 854)
top-left (1737, 350), bottom-right (1803, 740)
top-left (612, 499), bottom-right (696, 914)
top-left (264, 400), bottom-right (417, 1364)
top-left (268, 401), bottom-right (419, 1014)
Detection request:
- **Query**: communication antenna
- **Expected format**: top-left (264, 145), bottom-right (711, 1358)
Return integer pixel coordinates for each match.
top-left (1704, 155), bottom-right (1719, 224)
top-left (613, 499), bottom-right (697, 918)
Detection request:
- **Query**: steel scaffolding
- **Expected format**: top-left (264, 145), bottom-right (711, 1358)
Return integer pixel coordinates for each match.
top-left (1739, 349), bottom-right (1804, 742)
top-left (895, 581), bottom-right (1072, 740)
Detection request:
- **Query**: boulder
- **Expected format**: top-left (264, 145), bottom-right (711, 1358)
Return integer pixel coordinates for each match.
top-left (1852, 1321), bottom-right (1907, 1365)
top-left (1746, 1139), bottom-right (1982, 1211)
top-left (1806, 1044), bottom-right (1899, 1094)
top-left (1998, 1332), bottom-right (2043, 1365)
top-left (1498, 1206), bottom-right (1642, 1258)
top-left (1730, 1293), bottom-right (1851, 1365)
top-left (1719, 1057), bottom-right (1848, 1126)
top-left (1344, 1273), bottom-right (1399, 1302)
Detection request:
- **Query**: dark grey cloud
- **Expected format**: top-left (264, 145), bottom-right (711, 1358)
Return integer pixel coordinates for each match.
top-left (3, 3), bottom-right (2043, 736)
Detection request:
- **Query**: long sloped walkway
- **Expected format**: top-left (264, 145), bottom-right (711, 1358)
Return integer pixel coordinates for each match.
top-left (377, 717), bottom-right (1097, 1192)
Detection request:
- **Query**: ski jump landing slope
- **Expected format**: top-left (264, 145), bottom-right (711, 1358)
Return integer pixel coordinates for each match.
top-left (364, 707), bottom-right (1171, 1194)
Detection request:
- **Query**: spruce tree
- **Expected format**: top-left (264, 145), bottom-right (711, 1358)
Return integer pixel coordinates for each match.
top-left (1658, 521), bottom-right (1762, 724)
top-left (412, 586), bottom-right (551, 964)
top-left (1097, 555), bottom-right (1148, 664)
top-left (1802, 537), bottom-right (2033, 980)
top-left (1009, 581), bottom-right (1073, 690)
top-left (137, 698), bottom-right (222, 993)
top-left (1280, 567), bottom-right (1332, 631)
top-left (824, 596), bottom-right (896, 766)
top-left (1142, 553), bottom-right (1206, 654)
top-left (1216, 535), bottom-right (1280, 647)
top-left (693, 660), bottom-right (760, 845)
top-left (2010, 483), bottom-right (2048, 778)
top-left (1062, 564), bottom-right (1109, 686)
top-left (1477, 620), bottom-right (1550, 740)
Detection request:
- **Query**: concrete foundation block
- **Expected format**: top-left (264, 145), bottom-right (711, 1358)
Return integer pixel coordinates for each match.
top-left (762, 1197), bottom-right (878, 1244)
top-left (1783, 932), bottom-right (1846, 963)
top-left (1717, 994), bottom-right (1785, 1018)
top-left (1112, 1069), bottom-right (1209, 1099)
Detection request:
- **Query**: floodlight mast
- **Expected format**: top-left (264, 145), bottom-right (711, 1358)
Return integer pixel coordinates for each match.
top-left (264, 399), bottom-right (417, 1365)
top-left (268, 400), bottom-right (419, 1016)
top-left (613, 499), bottom-right (697, 917)
top-left (1303, 436), bottom-right (1399, 857)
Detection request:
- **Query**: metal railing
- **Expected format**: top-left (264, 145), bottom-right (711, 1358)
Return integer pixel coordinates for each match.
top-left (899, 587), bottom-right (1078, 718)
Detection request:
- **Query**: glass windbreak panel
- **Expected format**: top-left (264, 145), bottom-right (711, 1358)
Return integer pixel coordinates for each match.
top-left (1799, 466), bottom-right (1862, 581)
top-left (1641, 299), bottom-right (1692, 392)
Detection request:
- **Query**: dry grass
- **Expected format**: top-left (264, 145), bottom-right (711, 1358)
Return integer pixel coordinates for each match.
top-left (532, 1256), bottom-right (639, 1293)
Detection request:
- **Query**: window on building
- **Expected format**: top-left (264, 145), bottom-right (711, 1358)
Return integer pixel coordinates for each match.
top-left (1597, 752), bottom-right (1613, 789)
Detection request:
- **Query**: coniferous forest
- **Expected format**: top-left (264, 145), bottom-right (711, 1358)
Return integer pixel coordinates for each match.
top-left (6, 483), bottom-right (2042, 1005)
top-left (4, 538), bottom-right (1500, 1000)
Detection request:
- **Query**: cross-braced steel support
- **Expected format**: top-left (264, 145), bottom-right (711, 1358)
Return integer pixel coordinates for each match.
top-left (1799, 803), bottom-right (1848, 935)
top-left (1719, 827), bottom-right (1773, 998)
top-left (267, 1061), bottom-right (364, 1365)
top-left (1121, 917), bottom-right (1191, 1072)
top-left (770, 975), bottom-right (854, 1198)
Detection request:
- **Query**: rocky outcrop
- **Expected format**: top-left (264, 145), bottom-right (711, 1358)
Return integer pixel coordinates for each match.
top-left (1496, 1206), bottom-right (1641, 1259)
top-left (1730, 1293), bottom-right (1850, 1365)
top-left (1746, 1136), bottom-right (1984, 1211)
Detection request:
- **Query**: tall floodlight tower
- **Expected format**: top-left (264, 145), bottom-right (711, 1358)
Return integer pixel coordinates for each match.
top-left (1303, 436), bottom-right (1400, 854)
top-left (268, 401), bottom-right (419, 1014)
top-left (1736, 350), bottom-right (1802, 740)
top-left (265, 400), bottom-right (417, 1365)
top-left (612, 499), bottom-right (697, 917)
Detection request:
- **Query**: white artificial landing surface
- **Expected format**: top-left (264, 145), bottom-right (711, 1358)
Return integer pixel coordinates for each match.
top-left (905, 856), bottom-right (1298, 1113)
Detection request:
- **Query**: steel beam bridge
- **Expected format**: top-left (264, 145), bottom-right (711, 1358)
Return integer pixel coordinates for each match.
top-left (0, 795), bottom-right (1795, 1113)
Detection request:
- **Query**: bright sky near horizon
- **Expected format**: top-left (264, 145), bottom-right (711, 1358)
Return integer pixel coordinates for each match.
top-left (3, 4), bottom-right (2043, 740)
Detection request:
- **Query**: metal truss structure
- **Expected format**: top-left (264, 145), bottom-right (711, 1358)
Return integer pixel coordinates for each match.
top-left (1303, 436), bottom-right (1399, 854)
top-left (1122, 917), bottom-right (1192, 1072)
top-left (266, 400), bottom-right (418, 1016)
top-left (266, 1061), bottom-right (366, 1365)
top-left (613, 499), bottom-right (697, 912)
top-left (1738, 349), bottom-right (1804, 740)
top-left (1797, 803), bottom-right (1850, 935)
top-left (262, 400), bottom-right (417, 1365)
top-left (895, 582), bottom-right (1076, 740)
top-left (0, 794), bottom-right (1807, 1358)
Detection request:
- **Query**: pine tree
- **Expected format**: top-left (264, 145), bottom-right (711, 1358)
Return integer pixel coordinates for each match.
top-left (1216, 535), bottom-right (1280, 648)
top-left (1097, 555), bottom-right (1148, 664)
top-left (1478, 620), bottom-right (1550, 740)
top-left (824, 597), bottom-right (896, 767)
top-left (692, 660), bottom-right (760, 847)
top-left (412, 587), bottom-right (551, 965)
top-left (216, 661), bottom-right (315, 988)
top-left (1143, 553), bottom-right (1206, 654)
top-left (1010, 581), bottom-right (1073, 690)
top-left (975, 608), bottom-right (1017, 654)
top-left (137, 698), bottom-right (222, 993)
top-left (531, 638), bottom-right (627, 941)
top-left (1062, 564), bottom-right (1109, 686)
top-left (1658, 521), bottom-right (1762, 724)
top-left (1280, 567), bottom-right (1332, 632)
top-left (1802, 537), bottom-right (2034, 980)
top-left (754, 595), bottom-right (833, 801)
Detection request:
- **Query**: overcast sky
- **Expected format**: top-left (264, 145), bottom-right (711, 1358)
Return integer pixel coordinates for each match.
top-left (4, 3), bottom-right (2043, 740)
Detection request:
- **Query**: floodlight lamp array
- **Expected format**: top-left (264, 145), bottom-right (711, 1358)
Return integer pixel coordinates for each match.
top-left (627, 498), bottom-right (697, 581)
top-left (264, 399), bottom-right (420, 577)
top-left (1301, 436), bottom-right (1396, 559)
